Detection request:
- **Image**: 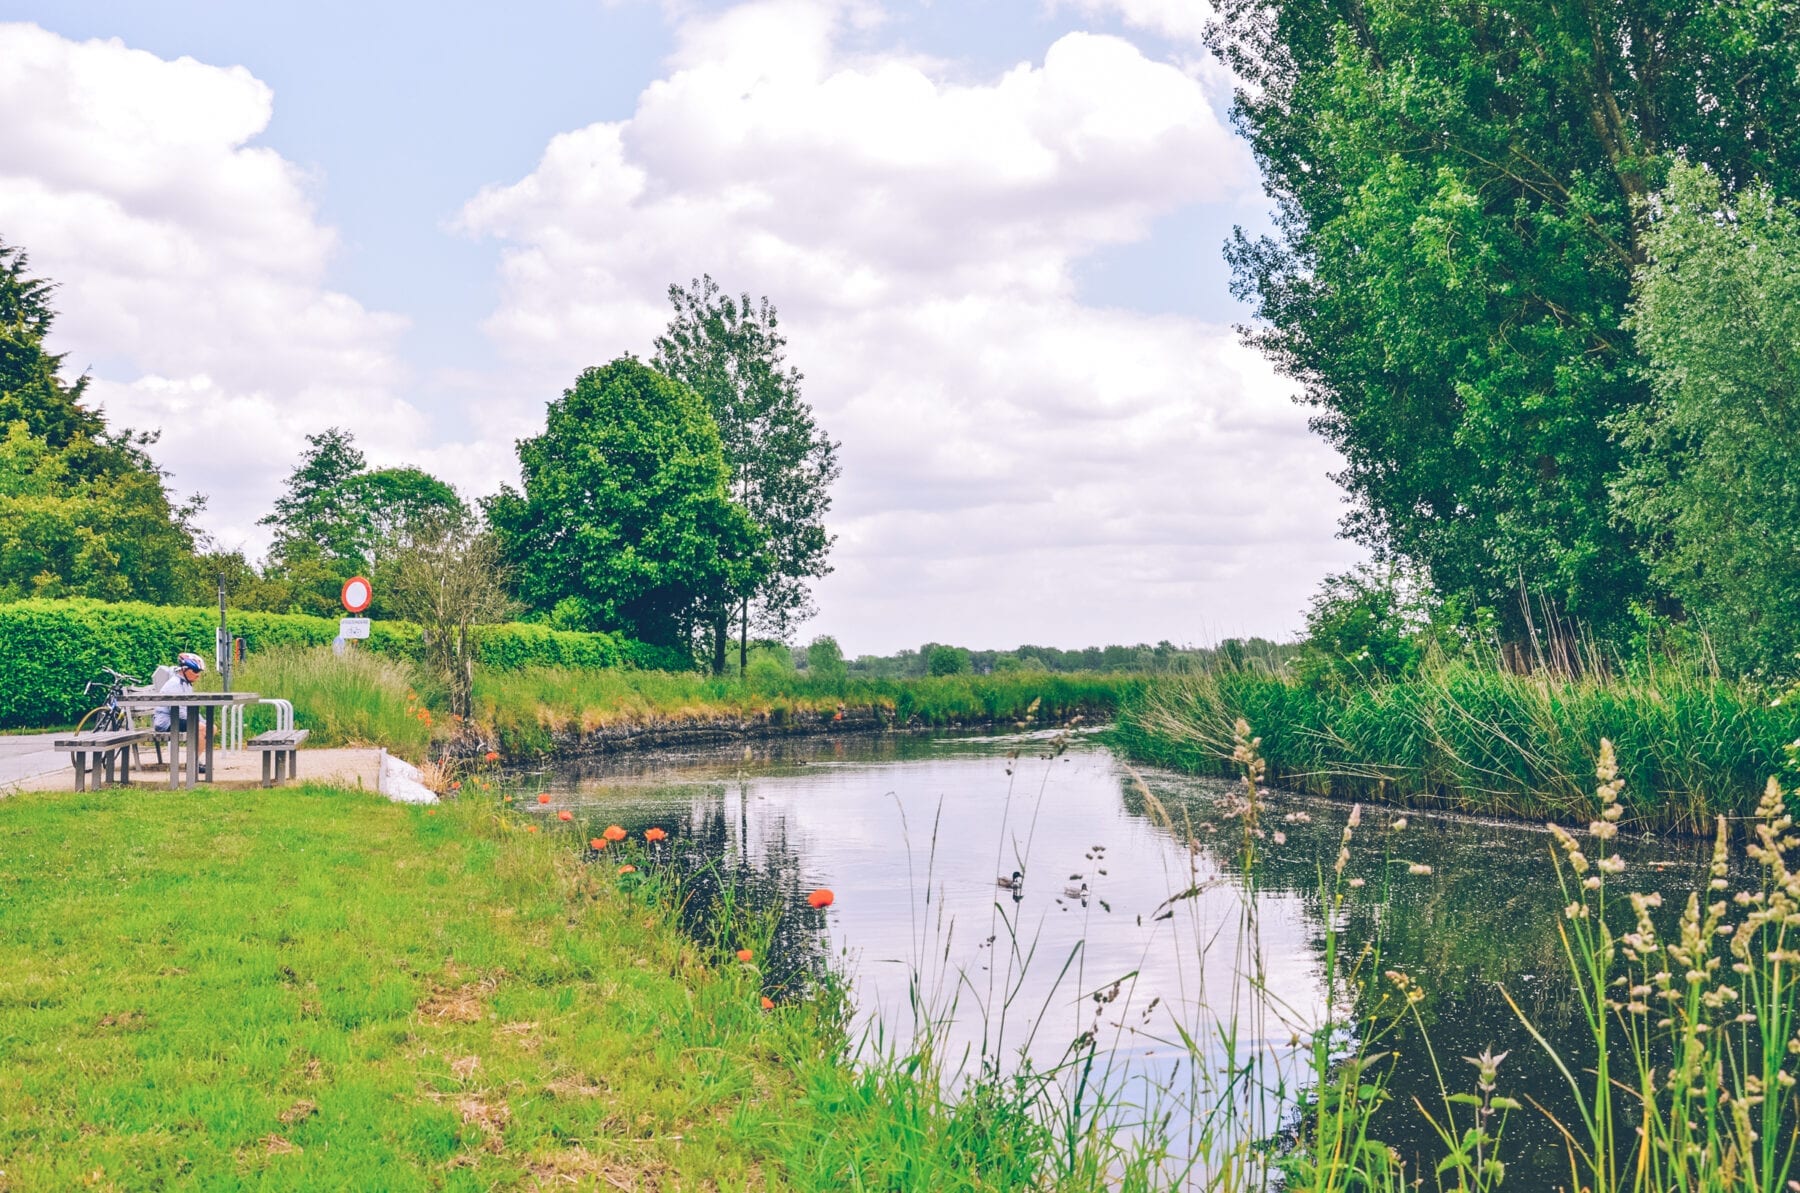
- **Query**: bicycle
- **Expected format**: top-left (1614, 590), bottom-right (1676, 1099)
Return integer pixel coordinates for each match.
top-left (75, 668), bottom-right (176, 769)
top-left (75, 668), bottom-right (141, 735)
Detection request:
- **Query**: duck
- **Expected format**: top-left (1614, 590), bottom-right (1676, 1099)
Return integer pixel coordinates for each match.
top-left (996, 870), bottom-right (1023, 893)
top-left (1063, 881), bottom-right (1089, 900)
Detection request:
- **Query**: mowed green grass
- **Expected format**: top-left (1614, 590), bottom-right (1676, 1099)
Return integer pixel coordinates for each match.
top-left (0, 785), bottom-right (827, 1190)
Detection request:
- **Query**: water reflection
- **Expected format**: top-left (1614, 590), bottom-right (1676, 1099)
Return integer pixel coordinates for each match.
top-left (530, 730), bottom-right (1714, 1186)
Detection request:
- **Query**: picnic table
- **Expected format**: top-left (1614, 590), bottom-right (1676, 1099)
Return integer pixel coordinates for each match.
top-left (128, 692), bottom-right (260, 789)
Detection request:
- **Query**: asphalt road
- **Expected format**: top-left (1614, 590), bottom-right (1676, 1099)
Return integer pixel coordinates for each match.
top-left (0, 733), bottom-right (64, 790)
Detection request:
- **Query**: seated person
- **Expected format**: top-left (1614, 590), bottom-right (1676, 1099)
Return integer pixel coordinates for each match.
top-left (152, 652), bottom-right (210, 751)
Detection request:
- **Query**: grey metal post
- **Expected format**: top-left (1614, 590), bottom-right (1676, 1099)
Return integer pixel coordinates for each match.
top-left (217, 572), bottom-right (232, 693)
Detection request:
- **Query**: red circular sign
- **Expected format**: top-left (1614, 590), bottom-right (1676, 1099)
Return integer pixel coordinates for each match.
top-left (340, 575), bottom-right (373, 613)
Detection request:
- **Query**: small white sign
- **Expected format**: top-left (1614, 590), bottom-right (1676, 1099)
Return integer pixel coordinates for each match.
top-left (339, 617), bottom-right (372, 640)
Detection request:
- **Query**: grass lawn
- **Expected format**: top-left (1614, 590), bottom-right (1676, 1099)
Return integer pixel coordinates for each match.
top-left (0, 785), bottom-right (833, 1190)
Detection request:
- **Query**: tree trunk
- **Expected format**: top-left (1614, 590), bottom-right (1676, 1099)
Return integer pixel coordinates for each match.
top-left (739, 597), bottom-right (749, 674)
top-left (712, 611), bottom-right (728, 676)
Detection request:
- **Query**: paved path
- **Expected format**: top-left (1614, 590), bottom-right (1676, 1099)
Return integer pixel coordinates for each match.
top-left (0, 733), bottom-right (64, 792)
top-left (3, 742), bottom-right (385, 795)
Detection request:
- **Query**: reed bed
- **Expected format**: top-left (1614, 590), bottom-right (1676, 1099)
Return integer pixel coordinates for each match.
top-left (472, 666), bottom-right (1135, 755)
top-left (1114, 663), bottom-right (1800, 831)
top-left (219, 646), bottom-right (1132, 761)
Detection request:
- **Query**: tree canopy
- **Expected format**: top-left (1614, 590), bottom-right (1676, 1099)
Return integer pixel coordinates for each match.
top-left (0, 239), bottom-right (104, 456)
top-left (486, 358), bottom-right (768, 651)
top-left (653, 276), bottom-right (839, 673)
top-left (0, 239), bottom-right (203, 603)
top-left (257, 427), bottom-right (465, 615)
top-left (1214, 0), bottom-right (1800, 637)
top-left (1614, 164), bottom-right (1800, 674)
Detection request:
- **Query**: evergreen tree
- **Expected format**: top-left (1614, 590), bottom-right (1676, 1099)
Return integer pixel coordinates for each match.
top-left (0, 239), bottom-right (202, 602)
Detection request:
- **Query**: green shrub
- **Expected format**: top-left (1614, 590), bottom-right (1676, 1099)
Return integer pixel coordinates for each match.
top-left (0, 598), bottom-right (681, 728)
top-left (467, 620), bottom-right (686, 673)
top-left (927, 645), bottom-right (973, 676)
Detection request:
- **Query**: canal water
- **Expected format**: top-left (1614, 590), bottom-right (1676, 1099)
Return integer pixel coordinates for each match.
top-left (522, 729), bottom-right (1717, 1185)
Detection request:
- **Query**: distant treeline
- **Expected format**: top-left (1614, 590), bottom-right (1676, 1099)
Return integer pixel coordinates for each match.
top-left (813, 637), bottom-right (1299, 678)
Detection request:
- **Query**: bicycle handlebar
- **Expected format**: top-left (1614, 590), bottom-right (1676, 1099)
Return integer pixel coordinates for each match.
top-left (85, 669), bottom-right (141, 695)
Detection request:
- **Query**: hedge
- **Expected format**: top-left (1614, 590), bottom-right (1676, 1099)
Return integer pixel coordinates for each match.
top-left (0, 599), bottom-right (688, 728)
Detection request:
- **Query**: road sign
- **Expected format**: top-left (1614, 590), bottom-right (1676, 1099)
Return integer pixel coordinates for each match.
top-left (341, 575), bottom-right (373, 613)
top-left (339, 617), bottom-right (372, 640)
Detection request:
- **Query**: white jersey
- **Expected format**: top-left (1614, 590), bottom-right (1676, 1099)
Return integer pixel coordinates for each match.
top-left (151, 673), bottom-right (193, 732)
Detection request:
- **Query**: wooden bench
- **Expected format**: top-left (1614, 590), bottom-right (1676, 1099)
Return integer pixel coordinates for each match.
top-left (52, 730), bottom-right (153, 791)
top-left (247, 729), bottom-right (310, 787)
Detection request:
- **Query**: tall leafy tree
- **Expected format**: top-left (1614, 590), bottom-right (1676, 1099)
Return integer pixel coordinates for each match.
top-left (0, 423), bottom-right (204, 602)
top-left (653, 276), bottom-right (840, 674)
top-left (1212, 0), bottom-right (1800, 636)
top-left (1615, 164), bottom-right (1800, 675)
top-left (358, 467), bottom-right (467, 547)
top-left (0, 239), bottom-right (203, 602)
top-left (485, 357), bottom-right (767, 652)
top-left (261, 428), bottom-right (369, 570)
top-left (259, 427), bottom-right (465, 614)
top-left (805, 634), bottom-right (848, 684)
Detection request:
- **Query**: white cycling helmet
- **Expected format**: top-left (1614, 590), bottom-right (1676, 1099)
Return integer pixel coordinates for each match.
top-left (177, 651), bottom-right (207, 673)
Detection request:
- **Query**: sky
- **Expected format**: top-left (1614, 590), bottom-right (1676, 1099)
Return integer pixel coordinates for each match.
top-left (0, 0), bottom-right (1362, 654)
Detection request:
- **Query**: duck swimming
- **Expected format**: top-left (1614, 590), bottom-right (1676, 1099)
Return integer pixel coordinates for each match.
top-left (996, 870), bottom-right (1023, 893)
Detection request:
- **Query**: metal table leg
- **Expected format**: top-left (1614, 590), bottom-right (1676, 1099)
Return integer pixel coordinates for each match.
top-left (185, 706), bottom-right (200, 788)
top-left (167, 725), bottom-right (180, 790)
top-left (204, 706), bottom-right (217, 783)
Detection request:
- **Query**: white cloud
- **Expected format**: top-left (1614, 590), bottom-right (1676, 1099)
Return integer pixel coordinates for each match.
top-left (0, 6), bottom-right (1355, 648)
top-left (1050, 0), bottom-right (1213, 47)
top-left (460, 0), bottom-right (1354, 650)
top-left (0, 22), bottom-right (427, 555)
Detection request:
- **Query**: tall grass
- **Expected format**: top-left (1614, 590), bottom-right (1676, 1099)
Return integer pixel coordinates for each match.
top-left (1505, 743), bottom-right (1800, 1191)
top-left (473, 666), bottom-right (1134, 755)
top-left (213, 646), bottom-right (1130, 761)
top-left (232, 645), bottom-right (434, 754)
top-left (1115, 661), bottom-right (1800, 830)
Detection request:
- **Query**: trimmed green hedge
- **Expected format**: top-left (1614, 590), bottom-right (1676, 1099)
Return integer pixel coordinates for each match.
top-left (0, 599), bottom-right (687, 728)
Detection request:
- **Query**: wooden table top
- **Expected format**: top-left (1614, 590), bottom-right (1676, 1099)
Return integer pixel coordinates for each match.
top-left (127, 691), bottom-right (262, 705)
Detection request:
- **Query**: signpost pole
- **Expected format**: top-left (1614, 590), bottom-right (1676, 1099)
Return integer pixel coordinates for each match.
top-left (217, 571), bottom-right (232, 693)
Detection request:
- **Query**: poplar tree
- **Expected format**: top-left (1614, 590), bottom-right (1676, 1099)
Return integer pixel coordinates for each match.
top-left (1212, 0), bottom-right (1800, 637)
top-left (654, 277), bottom-right (840, 674)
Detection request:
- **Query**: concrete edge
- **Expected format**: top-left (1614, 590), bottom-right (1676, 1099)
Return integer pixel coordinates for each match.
top-left (376, 748), bottom-right (440, 805)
